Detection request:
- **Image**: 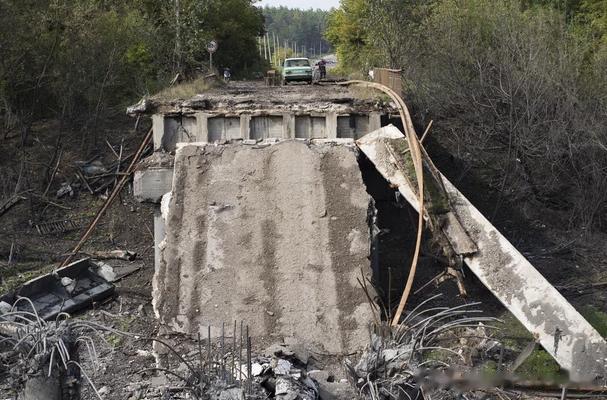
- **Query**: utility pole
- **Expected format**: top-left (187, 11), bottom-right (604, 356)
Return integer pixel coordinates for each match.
top-left (273, 33), bottom-right (278, 67)
top-left (258, 37), bottom-right (262, 58)
top-left (272, 32), bottom-right (278, 67)
top-left (275, 35), bottom-right (279, 66)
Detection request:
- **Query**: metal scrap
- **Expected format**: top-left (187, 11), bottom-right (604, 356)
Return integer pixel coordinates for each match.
top-left (34, 217), bottom-right (83, 235)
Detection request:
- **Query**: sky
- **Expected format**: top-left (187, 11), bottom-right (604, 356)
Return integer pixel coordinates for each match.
top-left (256, 0), bottom-right (340, 11)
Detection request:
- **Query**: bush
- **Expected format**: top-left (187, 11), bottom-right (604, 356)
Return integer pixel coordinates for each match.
top-left (411, 0), bottom-right (607, 230)
top-left (328, 0), bottom-right (607, 231)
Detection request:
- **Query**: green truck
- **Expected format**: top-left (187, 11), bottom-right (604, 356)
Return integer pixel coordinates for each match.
top-left (282, 57), bottom-right (313, 85)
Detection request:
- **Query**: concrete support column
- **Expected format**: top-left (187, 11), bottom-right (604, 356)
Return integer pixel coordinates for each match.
top-left (283, 113), bottom-right (295, 139)
top-left (154, 208), bottom-right (166, 272)
top-left (195, 112), bottom-right (210, 142)
top-left (326, 112), bottom-right (337, 139)
top-left (152, 114), bottom-right (165, 150)
top-left (369, 112), bottom-right (381, 133)
top-left (240, 114), bottom-right (251, 140)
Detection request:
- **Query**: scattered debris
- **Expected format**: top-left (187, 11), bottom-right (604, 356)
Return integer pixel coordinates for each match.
top-left (76, 160), bottom-right (108, 176)
top-left (347, 298), bottom-right (500, 400)
top-left (55, 182), bottom-right (74, 198)
top-left (92, 261), bottom-right (141, 283)
top-left (0, 296), bottom-right (127, 399)
top-left (87, 249), bottom-right (137, 261)
top-left (34, 217), bottom-right (83, 235)
top-left (72, 142), bottom-right (152, 197)
top-left (308, 370), bottom-right (356, 400)
top-left (0, 193), bottom-right (25, 218)
top-left (0, 258), bottom-right (115, 320)
top-left (274, 376), bottom-right (316, 400)
top-left (59, 126), bottom-right (153, 268)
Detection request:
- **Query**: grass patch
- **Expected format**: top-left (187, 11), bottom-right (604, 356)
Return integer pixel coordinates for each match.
top-left (480, 360), bottom-right (498, 378)
top-left (496, 312), bottom-right (534, 350)
top-left (106, 316), bottom-right (135, 348)
top-left (515, 349), bottom-right (566, 382)
top-left (580, 306), bottom-right (607, 337)
top-left (152, 76), bottom-right (220, 101)
top-left (0, 262), bottom-right (54, 294)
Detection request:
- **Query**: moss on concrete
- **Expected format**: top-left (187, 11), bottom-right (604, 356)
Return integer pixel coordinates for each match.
top-left (387, 138), bottom-right (450, 215)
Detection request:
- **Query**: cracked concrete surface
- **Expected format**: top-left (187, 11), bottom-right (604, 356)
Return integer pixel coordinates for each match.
top-left (153, 141), bottom-right (374, 354)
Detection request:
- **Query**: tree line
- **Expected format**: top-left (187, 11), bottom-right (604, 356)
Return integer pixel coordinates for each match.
top-left (0, 0), bottom-right (265, 143)
top-left (263, 6), bottom-right (333, 59)
top-left (327, 0), bottom-right (607, 231)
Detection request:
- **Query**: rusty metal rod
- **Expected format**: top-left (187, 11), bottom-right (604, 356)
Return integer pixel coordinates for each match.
top-left (337, 80), bottom-right (425, 326)
top-left (246, 326), bottom-right (251, 395)
top-left (59, 126), bottom-right (153, 268)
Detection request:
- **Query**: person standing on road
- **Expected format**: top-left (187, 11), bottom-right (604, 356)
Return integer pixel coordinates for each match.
top-left (318, 59), bottom-right (327, 79)
top-left (223, 67), bottom-right (231, 83)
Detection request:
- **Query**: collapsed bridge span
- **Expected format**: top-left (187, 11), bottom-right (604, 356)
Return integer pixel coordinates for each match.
top-left (131, 82), bottom-right (607, 383)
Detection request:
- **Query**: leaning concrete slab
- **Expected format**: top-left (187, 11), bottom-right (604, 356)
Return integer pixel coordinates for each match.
top-left (357, 125), bottom-right (607, 382)
top-left (153, 141), bottom-right (374, 354)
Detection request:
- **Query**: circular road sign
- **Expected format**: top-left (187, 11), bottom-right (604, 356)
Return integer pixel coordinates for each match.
top-left (207, 40), bottom-right (218, 54)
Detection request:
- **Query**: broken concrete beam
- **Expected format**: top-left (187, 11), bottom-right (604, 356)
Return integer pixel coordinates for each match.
top-left (325, 111), bottom-right (337, 139)
top-left (356, 125), bottom-right (607, 382)
top-left (153, 141), bottom-right (374, 354)
top-left (151, 111), bottom-right (387, 151)
top-left (133, 168), bottom-right (173, 203)
top-left (196, 112), bottom-right (211, 142)
top-left (369, 112), bottom-right (381, 133)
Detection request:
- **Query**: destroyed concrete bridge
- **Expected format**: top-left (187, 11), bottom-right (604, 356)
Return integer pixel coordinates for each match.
top-left (131, 82), bottom-right (607, 383)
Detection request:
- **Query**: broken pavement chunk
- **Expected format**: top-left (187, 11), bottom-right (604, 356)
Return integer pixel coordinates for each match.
top-left (92, 261), bottom-right (141, 282)
top-left (274, 359), bottom-right (293, 376)
top-left (275, 376), bottom-right (317, 400)
top-left (0, 301), bottom-right (11, 315)
top-left (60, 277), bottom-right (76, 294)
top-left (56, 183), bottom-right (73, 198)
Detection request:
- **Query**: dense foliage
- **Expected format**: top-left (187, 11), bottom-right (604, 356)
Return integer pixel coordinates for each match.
top-left (0, 0), bottom-right (265, 140)
top-left (327, 0), bottom-right (607, 231)
top-left (263, 6), bottom-right (333, 57)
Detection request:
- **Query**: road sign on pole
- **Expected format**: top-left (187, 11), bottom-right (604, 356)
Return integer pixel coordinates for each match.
top-left (207, 40), bottom-right (218, 70)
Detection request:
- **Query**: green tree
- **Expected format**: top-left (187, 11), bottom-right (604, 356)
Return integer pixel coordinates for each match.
top-left (0, 0), bottom-right (266, 145)
top-left (263, 6), bottom-right (333, 57)
top-left (325, 0), bottom-right (375, 71)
